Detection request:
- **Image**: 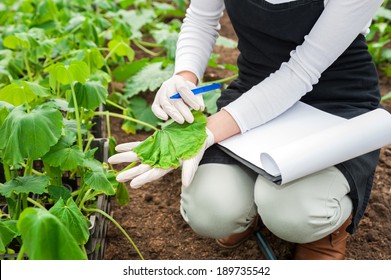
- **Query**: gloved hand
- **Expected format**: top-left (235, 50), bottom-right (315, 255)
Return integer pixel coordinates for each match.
top-left (152, 75), bottom-right (205, 124)
top-left (108, 128), bottom-right (215, 188)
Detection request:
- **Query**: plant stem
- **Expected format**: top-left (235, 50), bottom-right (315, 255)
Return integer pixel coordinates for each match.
top-left (26, 197), bottom-right (46, 210)
top-left (93, 111), bottom-right (158, 131)
top-left (132, 39), bottom-right (163, 57)
top-left (208, 73), bottom-right (238, 85)
top-left (17, 245), bottom-right (26, 260)
top-left (105, 111), bottom-right (112, 138)
top-left (23, 52), bottom-right (33, 82)
top-left (69, 79), bottom-right (83, 150)
top-left (2, 162), bottom-right (11, 182)
top-left (24, 158), bottom-right (33, 176)
top-left (133, 39), bottom-right (162, 48)
top-left (83, 207), bottom-right (144, 260)
top-left (106, 99), bottom-right (126, 111)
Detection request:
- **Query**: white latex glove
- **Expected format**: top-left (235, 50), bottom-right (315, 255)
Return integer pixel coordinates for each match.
top-left (152, 75), bottom-right (205, 124)
top-left (108, 128), bottom-right (214, 188)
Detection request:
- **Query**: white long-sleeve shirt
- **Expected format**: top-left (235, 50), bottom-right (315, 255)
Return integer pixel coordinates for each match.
top-left (174, 0), bottom-right (383, 133)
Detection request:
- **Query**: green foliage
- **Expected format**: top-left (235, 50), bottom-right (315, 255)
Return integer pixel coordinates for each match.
top-left (124, 62), bottom-right (174, 98)
top-left (18, 207), bottom-right (87, 260)
top-left (0, 105), bottom-right (63, 165)
top-left (49, 198), bottom-right (90, 246)
top-left (367, 0), bottom-right (391, 76)
top-left (132, 111), bottom-right (207, 169)
top-left (0, 175), bottom-right (49, 198)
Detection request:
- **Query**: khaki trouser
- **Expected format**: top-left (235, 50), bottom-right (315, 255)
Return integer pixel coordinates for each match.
top-left (180, 164), bottom-right (353, 243)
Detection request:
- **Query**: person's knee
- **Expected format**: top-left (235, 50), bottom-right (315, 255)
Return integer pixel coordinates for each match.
top-left (254, 168), bottom-right (353, 243)
top-left (180, 164), bottom-right (257, 238)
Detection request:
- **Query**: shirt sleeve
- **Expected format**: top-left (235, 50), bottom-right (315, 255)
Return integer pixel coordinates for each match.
top-left (223, 0), bottom-right (383, 133)
top-left (174, 0), bottom-right (225, 83)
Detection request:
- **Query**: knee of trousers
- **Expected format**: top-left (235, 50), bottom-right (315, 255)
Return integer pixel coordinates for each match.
top-left (180, 164), bottom-right (258, 239)
top-left (254, 167), bottom-right (353, 243)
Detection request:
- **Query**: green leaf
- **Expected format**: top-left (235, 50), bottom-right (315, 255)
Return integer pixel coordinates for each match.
top-left (83, 48), bottom-right (105, 72)
top-left (109, 9), bottom-right (156, 39)
top-left (17, 208), bottom-right (87, 260)
top-left (23, 81), bottom-right (51, 98)
top-left (49, 61), bottom-right (90, 87)
top-left (0, 101), bottom-right (14, 127)
top-left (202, 88), bottom-right (221, 114)
top-left (0, 82), bottom-right (50, 106)
top-left (124, 62), bottom-right (174, 98)
top-left (49, 198), bottom-right (90, 245)
top-left (0, 175), bottom-right (49, 197)
top-left (83, 158), bottom-right (115, 195)
top-left (115, 182), bottom-right (130, 206)
top-left (0, 105), bottom-right (63, 165)
top-left (47, 185), bottom-right (72, 202)
top-left (0, 220), bottom-right (18, 254)
top-left (112, 58), bottom-right (149, 82)
top-left (108, 38), bottom-right (135, 61)
top-left (128, 96), bottom-right (160, 131)
top-left (42, 132), bottom-right (85, 171)
top-left (34, 0), bottom-right (59, 25)
top-left (4, 34), bottom-right (30, 49)
top-left (132, 111), bottom-right (207, 169)
top-left (0, 83), bottom-right (35, 106)
top-left (151, 27), bottom-right (178, 60)
top-left (70, 80), bottom-right (108, 110)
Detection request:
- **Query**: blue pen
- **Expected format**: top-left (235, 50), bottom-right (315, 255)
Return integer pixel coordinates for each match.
top-left (170, 83), bottom-right (221, 99)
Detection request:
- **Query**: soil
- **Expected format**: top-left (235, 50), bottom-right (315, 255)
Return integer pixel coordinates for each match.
top-left (103, 13), bottom-right (391, 260)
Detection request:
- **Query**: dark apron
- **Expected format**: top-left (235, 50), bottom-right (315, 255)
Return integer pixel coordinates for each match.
top-left (201, 0), bottom-right (381, 233)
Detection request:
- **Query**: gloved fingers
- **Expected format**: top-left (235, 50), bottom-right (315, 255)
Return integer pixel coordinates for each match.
top-left (108, 151), bottom-right (139, 164)
top-left (160, 101), bottom-right (185, 124)
top-left (130, 167), bottom-right (173, 189)
top-left (172, 100), bottom-right (195, 123)
top-left (115, 163), bottom-right (152, 183)
top-left (115, 142), bottom-right (141, 153)
top-left (151, 103), bottom-right (169, 121)
top-left (181, 157), bottom-right (200, 188)
top-left (176, 82), bottom-right (203, 111)
top-left (195, 94), bottom-right (205, 111)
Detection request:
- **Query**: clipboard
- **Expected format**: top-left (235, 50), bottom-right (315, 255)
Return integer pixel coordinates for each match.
top-left (217, 102), bottom-right (391, 185)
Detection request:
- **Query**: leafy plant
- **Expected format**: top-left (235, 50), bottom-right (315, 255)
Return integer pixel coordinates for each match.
top-left (132, 110), bottom-right (207, 169)
top-left (0, 0), bottom-right (151, 259)
top-left (367, 0), bottom-right (391, 76)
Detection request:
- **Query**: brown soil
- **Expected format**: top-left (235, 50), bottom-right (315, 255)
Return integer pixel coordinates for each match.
top-left (103, 13), bottom-right (391, 260)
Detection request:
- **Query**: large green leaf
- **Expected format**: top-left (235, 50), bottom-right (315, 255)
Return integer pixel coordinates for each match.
top-left (42, 131), bottom-right (85, 171)
top-left (49, 61), bottom-right (90, 89)
top-left (125, 96), bottom-right (160, 132)
top-left (0, 220), bottom-right (18, 254)
top-left (151, 27), bottom-right (178, 60)
top-left (0, 101), bottom-right (14, 127)
top-left (124, 62), bottom-right (174, 98)
top-left (70, 80), bottom-right (108, 110)
top-left (0, 84), bottom-right (34, 106)
top-left (83, 158), bottom-right (115, 195)
top-left (47, 185), bottom-right (72, 202)
top-left (0, 175), bottom-right (49, 197)
top-left (112, 58), bottom-right (149, 83)
top-left (17, 208), bottom-right (87, 260)
top-left (83, 48), bottom-right (105, 72)
top-left (0, 105), bottom-right (63, 165)
top-left (132, 111), bottom-right (207, 169)
top-left (0, 82), bottom-right (50, 106)
top-left (108, 38), bottom-right (135, 62)
top-left (49, 198), bottom-right (89, 245)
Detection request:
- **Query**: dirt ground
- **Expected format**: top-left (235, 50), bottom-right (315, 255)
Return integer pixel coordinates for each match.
top-left (103, 13), bottom-right (391, 260)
